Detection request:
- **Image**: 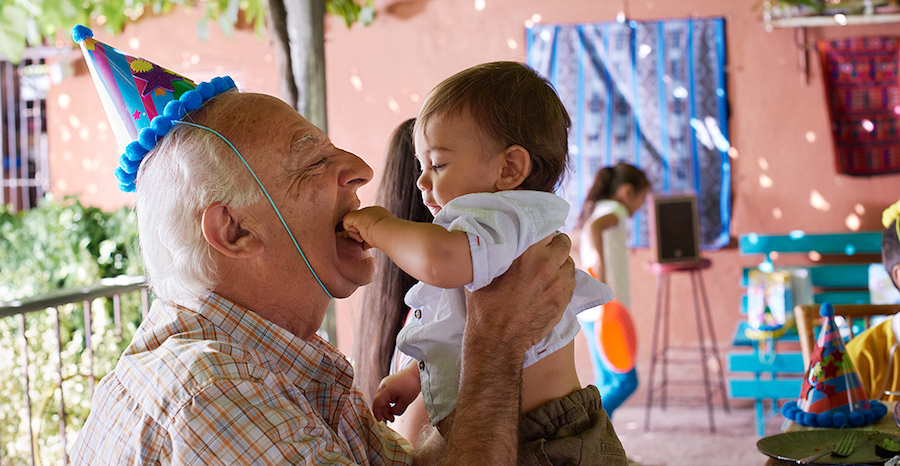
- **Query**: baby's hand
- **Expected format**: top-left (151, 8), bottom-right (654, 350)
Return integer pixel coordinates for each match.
top-left (341, 206), bottom-right (393, 246)
top-left (372, 370), bottom-right (421, 422)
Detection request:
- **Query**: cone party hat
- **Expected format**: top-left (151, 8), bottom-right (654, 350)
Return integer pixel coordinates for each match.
top-left (782, 302), bottom-right (887, 427)
top-left (72, 24), bottom-right (236, 192)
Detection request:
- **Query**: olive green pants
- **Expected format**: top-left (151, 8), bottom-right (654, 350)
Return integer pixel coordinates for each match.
top-left (519, 385), bottom-right (628, 465)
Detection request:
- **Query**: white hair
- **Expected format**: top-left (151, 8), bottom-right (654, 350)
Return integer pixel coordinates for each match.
top-left (134, 92), bottom-right (261, 302)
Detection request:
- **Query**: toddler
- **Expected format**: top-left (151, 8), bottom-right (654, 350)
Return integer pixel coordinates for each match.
top-left (343, 62), bottom-right (625, 462)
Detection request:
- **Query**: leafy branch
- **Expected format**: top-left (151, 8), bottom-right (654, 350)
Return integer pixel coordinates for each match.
top-left (0, 0), bottom-right (375, 63)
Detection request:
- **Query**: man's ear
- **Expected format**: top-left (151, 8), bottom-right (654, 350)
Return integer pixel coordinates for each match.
top-left (201, 203), bottom-right (263, 259)
top-left (892, 264), bottom-right (900, 291)
top-left (496, 145), bottom-right (532, 191)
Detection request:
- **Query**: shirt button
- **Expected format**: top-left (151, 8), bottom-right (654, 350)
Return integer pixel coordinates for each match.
top-left (418, 360), bottom-right (425, 371)
top-left (414, 309), bottom-right (422, 319)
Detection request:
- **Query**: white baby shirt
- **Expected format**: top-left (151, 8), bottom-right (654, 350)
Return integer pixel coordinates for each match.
top-left (396, 190), bottom-right (614, 425)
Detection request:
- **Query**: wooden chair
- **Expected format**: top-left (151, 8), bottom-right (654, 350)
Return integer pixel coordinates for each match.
top-left (795, 303), bottom-right (900, 369)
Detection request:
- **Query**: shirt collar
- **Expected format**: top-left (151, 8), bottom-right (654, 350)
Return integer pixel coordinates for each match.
top-left (188, 292), bottom-right (355, 393)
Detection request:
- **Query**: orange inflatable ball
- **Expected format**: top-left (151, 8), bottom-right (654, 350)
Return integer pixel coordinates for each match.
top-left (595, 300), bottom-right (637, 374)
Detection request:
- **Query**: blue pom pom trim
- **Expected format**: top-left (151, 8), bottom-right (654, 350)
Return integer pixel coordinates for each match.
top-left (115, 76), bottom-right (236, 192)
top-left (820, 302), bottom-right (834, 318)
top-left (72, 25), bottom-right (93, 44)
top-left (781, 399), bottom-right (886, 428)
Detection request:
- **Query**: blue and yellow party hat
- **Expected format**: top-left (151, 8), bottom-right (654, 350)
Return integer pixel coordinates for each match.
top-left (72, 25), bottom-right (236, 192)
top-left (782, 302), bottom-right (887, 427)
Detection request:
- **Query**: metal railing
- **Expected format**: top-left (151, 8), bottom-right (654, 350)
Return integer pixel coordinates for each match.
top-left (0, 276), bottom-right (148, 465)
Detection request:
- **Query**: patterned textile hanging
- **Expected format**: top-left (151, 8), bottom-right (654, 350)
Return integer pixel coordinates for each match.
top-left (818, 36), bottom-right (900, 176)
top-left (526, 18), bottom-right (730, 249)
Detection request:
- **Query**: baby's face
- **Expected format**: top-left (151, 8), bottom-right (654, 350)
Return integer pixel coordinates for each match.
top-left (413, 111), bottom-right (503, 217)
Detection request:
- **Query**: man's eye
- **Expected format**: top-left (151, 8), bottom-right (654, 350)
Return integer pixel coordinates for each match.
top-left (431, 164), bottom-right (445, 172)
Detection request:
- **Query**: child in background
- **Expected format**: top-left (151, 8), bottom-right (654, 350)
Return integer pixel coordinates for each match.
top-left (578, 162), bottom-right (650, 418)
top-left (845, 200), bottom-right (900, 401)
top-left (342, 61), bottom-right (627, 464)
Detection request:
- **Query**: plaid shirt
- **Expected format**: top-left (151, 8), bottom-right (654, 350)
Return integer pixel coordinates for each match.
top-left (70, 293), bottom-right (413, 465)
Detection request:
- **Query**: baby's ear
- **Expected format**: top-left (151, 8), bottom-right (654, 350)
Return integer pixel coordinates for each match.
top-left (497, 145), bottom-right (531, 190)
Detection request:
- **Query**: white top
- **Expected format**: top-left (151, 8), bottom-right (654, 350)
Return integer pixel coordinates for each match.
top-left (397, 190), bottom-right (614, 424)
top-left (579, 199), bottom-right (631, 309)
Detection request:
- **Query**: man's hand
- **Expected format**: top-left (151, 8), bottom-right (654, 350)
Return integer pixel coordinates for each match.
top-left (466, 232), bottom-right (576, 353)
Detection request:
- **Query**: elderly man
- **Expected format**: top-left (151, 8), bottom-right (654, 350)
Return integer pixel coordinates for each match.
top-left (70, 89), bottom-right (576, 465)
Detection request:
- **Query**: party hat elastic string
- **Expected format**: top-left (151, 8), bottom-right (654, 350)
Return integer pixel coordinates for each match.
top-left (177, 121), bottom-right (334, 300)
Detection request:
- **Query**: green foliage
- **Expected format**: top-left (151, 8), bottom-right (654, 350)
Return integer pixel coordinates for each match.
top-left (327, 0), bottom-right (376, 28)
top-left (0, 195), bottom-right (145, 464)
top-left (0, 0), bottom-right (375, 63)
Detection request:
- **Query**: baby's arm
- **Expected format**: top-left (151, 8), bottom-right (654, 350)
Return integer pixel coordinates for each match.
top-left (372, 362), bottom-right (423, 422)
top-left (342, 206), bottom-right (473, 288)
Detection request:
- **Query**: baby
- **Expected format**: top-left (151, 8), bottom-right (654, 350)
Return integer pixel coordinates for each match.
top-left (343, 62), bottom-right (617, 453)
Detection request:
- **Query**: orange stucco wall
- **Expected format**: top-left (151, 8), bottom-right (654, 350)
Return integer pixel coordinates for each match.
top-left (47, 1), bottom-right (900, 408)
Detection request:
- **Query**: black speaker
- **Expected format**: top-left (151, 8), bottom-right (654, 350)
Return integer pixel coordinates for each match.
top-left (651, 194), bottom-right (701, 264)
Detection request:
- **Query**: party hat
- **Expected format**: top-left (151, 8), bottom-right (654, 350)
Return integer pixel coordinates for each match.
top-left (782, 302), bottom-right (887, 427)
top-left (72, 25), bottom-right (236, 192)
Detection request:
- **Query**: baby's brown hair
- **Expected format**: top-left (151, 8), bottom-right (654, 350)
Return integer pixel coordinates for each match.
top-left (416, 61), bottom-right (570, 192)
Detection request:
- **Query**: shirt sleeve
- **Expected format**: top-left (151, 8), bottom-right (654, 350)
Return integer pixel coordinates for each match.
top-left (171, 380), bottom-right (413, 466)
top-left (434, 191), bottom-right (569, 291)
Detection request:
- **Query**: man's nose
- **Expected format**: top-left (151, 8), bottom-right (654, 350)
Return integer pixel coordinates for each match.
top-left (339, 151), bottom-right (373, 188)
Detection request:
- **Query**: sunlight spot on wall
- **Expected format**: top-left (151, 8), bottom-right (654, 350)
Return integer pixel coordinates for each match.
top-left (128, 37), bottom-right (140, 51)
top-left (350, 74), bottom-right (363, 92)
top-left (79, 127), bottom-right (89, 141)
top-left (855, 203), bottom-right (865, 215)
top-left (895, 105), bottom-right (900, 115)
top-left (728, 147), bottom-right (739, 159)
top-left (56, 179), bottom-right (67, 191)
top-left (759, 174), bottom-right (773, 188)
top-left (507, 38), bottom-right (518, 50)
top-left (862, 119), bottom-right (875, 132)
top-left (525, 19), bottom-right (534, 28)
top-left (846, 213), bottom-right (861, 231)
top-left (97, 15), bottom-right (107, 26)
top-left (531, 13), bottom-right (542, 23)
top-left (810, 190), bottom-right (831, 211)
top-left (58, 93), bottom-right (71, 110)
top-left (617, 11), bottom-right (626, 23)
top-left (87, 183), bottom-right (98, 194)
top-left (190, 54), bottom-right (200, 65)
top-left (809, 251), bottom-right (822, 261)
top-left (388, 99), bottom-right (400, 113)
top-left (62, 151), bottom-right (72, 161)
top-left (673, 86), bottom-right (688, 99)
top-left (60, 126), bottom-right (71, 143)
top-left (758, 157), bottom-right (769, 170)
top-left (410, 93), bottom-right (420, 103)
top-left (182, 60), bottom-right (191, 69)
top-left (69, 115), bottom-right (81, 129)
top-left (806, 131), bottom-right (816, 143)
top-left (82, 158), bottom-right (92, 170)
top-left (770, 251), bottom-right (780, 261)
top-left (98, 121), bottom-right (108, 132)
top-left (625, 421), bottom-right (639, 430)
top-left (475, 0), bottom-right (486, 11)
top-left (834, 13), bottom-right (848, 25)
top-left (773, 207), bottom-right (783, 219)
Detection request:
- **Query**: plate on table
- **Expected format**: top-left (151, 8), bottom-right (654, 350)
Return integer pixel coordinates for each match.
top-left (757, 430), bottom-right (900, 464)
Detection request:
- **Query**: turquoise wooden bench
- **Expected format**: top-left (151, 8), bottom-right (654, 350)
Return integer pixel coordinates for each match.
top-left (727, 231), bottom-right (880, 436)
